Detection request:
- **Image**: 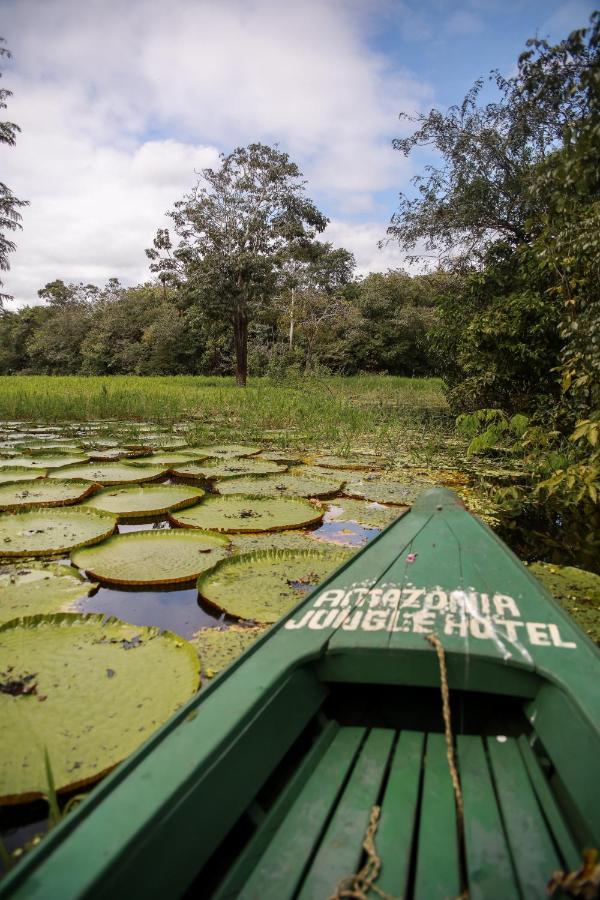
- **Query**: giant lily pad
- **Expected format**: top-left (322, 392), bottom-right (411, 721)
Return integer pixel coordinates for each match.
top-left (197, 548), bottom-right (350, 622)
top-left (0, 507), bottom-right (116, 557)
top-left (344, 478), bottom-right (429, 506)
top-left (326, 499), bottom-right (404, 529)
top-left (216, 473), bottom-right (343, 499)
top-left (0, 468), bottom-right (47, 485)
top-left (71, 530), bottom-right (229, 585)
top-left (82, 484), bottom-right (205, 519)
top-left (0, 614), bottom-right (199, 802)
top-left (170, 495), bottom-right (323, 533)
top-left (0, 454), bottom-right (88, 470)
top-left (0, 564), bottom-right (97, 625)
top-left (230, 531), bottom-right (356, 556)
top-left (259, 451), bottom-right (304, 466)
top-left (127, 452), bottom-right (204, 467)
top-left (48, 462), bottom-right (167, 485)
top-left (88, 447), bottom-right (152, 461)
top-left (191, 625), bottom-right (267, 678)
top-left (186, 444), bottom-right (260, 458)
top-left (0, 479), bottom-right (97, 511)
top-left (20, 444), bottom-right (84, 455)
top-left (194, 459), bottom-right (287, 480)
top-left (312, 455), bottom-right (377, 471)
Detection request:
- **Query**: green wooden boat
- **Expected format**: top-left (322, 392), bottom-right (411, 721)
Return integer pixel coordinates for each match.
top-left (1, 488), bottom-right (599, 899)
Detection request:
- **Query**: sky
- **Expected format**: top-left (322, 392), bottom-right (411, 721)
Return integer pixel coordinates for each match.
top-left (0, 0), bottom-right (595, 308)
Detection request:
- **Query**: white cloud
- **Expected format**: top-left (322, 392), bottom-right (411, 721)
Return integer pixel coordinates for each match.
top-left (324, 219), bottom-right (423, 276)
top-left (1, 0), bottom-right (432, 305)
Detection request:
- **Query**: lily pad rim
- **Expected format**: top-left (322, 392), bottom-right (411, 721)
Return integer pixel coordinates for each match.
top-left (169, 493), bottom-right (325, 534)
top-left (0, 612), bottom-right (200, 803)
top-left (70, 528), bottom-right (231, 586)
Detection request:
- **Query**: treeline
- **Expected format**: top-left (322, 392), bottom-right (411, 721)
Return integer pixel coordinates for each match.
top-left (0, 269), bottom-right (453, 378)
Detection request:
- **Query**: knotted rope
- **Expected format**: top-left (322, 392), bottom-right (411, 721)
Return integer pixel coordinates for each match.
top-left (328, 805), bottom-right (395, 900)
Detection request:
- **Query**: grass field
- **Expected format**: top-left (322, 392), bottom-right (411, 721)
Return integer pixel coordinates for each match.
top-left (0, 375), bottom-right (452, 454)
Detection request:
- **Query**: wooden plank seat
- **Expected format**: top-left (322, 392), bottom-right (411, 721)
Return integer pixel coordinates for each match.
top-left (213, 724), bottom-right (582, 900)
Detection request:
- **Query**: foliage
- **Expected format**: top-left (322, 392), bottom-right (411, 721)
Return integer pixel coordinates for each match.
top-left (386, 18), bottom-right (596, 269)
top-left (0, 38), bottom-right (28, 304)
top-left (428, 245), bottom-right (562, 414)
top-left (148, 143), bottom-right (328, 385)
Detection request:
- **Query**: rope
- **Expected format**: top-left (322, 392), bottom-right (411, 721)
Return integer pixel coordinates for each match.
top-left (425, 632), bottom-right (465, 844)
top-left (328, 805), bottom-right (396, 900)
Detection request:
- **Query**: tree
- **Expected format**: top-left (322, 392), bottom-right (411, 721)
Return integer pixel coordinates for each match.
top-left (149, 143), bottom-right (328, 385)
top-left (275, 241), bottom-right (355, 353)
top-left (386, 24), bottom-right (596, 269)
top-left (0, 38), bottom-right (28, 304)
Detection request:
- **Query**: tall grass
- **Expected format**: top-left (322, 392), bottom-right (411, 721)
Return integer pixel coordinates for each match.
top-left (0, 375), bottom-right (450, 449)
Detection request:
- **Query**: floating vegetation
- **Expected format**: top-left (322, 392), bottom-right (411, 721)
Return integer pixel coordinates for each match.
top-left (0, 508), bottom-right (116, 557)
top-left (259, 451), bottom-right (304, 466)
top-left (229, 530), bottom-right (351, 555)
top-left (325, 499), bottom-right (403, 530)
top-left (0, 564), bottom-right (97, 625)
top-left (48, 462), bottom-right (167, 485)
top-left (312, 455), bottom-right (378, 471)
top-left (0, 479), bottom-right (97, 511)
top-left (216, 472), bottom-right (343, 499)
top-left (0, 614), bottom-right (199, 803)
top-left (20, 444), bottom-right (84, 455)
top-left (82, 484), bottom-right (205, 519)
top-left (0, 454), bottom-right (88, 470)
top-left (344, 478), bottom-right (429, 506)
top-left (127, 452), bottom-right (204, 467)
top-left (88, 447), bottom-right (152, 461)
top-left (71, 530), bottom-right (229, 585)
top-left (171, 495), bottom-right (324, 533)
top-left (197, 548), bottom-right (350, 622)
top-left (198, 459), bottom-right (288, 480)
top-left (0, 468), bottom-right (47, 485)
top-left (529, 562), bottom-right (600, 644)
top-left (187, 444), bottom-right (260, 458)
top-left (191, 625), bottom-right (268, 678)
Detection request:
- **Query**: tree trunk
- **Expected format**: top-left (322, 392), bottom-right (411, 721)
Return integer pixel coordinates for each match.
top-left (233, 306), bottom-right (248, 387)
top-left (288, 288), bottom-right (295, 351)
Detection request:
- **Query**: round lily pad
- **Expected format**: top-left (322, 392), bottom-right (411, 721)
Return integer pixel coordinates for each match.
top-left (167, 462), bottom-right (209, 481)
top-left (82, 484), bottom-right (205, 519)
top-left (0, 468), bottom-right (47, 485)
top-left (20, 444), bottom-right (84, 455)
top-left (191, 625), bottom-right (267, 678)
top-left (186, 444), bottom-right (261, 458)
top-left (127, 452), bottom-right (203, 467)
top-left (0, 564), bottom-right (97, 625)
top-left (170, 495), bottom-right (324, 533)
top-left (0, 479), bottom-right (97, 511)
top-left (344, 479), bottom-right (429, 505)
top-left (0, 507), bottom-right (116, 557)
top-left (71, 530), bottom-right (230, 585)
top-left (197, 548), bottom-right (350, 622)
top-left (230, 531), bottom-right (355, 556)
top-left (216, 473), bottom-right (343, 499)
top-left (259, 451), bottom-right (304, 466)
top-left (0, 614), bottom-right (199, 802)
top-left (326, 499), bottom-right (404, 529)
top-left (48, 462), bottom-right (167, 485)
top-left (312, 455), bottom-right (377, 471)
top-left (0, 454), bottom-right (88, 470)
top-left (197, 459), bottom-right (288, 480)
top-left (88, 447), bottom-right (152, 461)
